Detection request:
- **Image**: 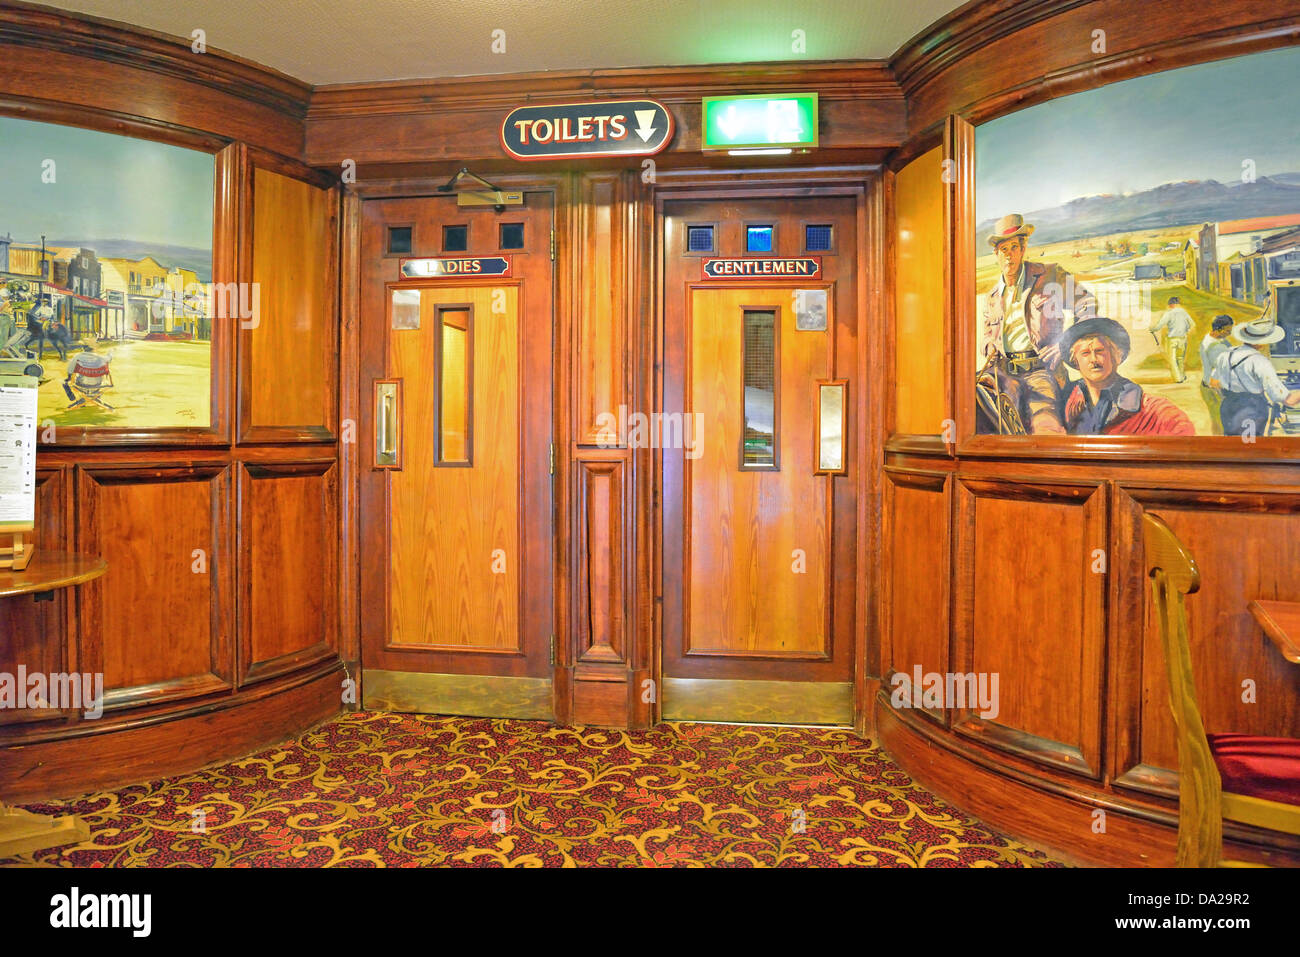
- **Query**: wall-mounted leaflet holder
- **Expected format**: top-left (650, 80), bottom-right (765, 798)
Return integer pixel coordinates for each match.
top-left (815, 379), bottom-right (847, 475)
top-left (0, 372), bottom-right (39, 569)
top-left (374, 379), bottom-right (403, 469)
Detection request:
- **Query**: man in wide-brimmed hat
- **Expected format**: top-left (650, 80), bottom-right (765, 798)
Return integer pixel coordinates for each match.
top-left (979, 213), bottom-right (1097, 433)
top-left (1058, 317), bottom-right (1194, 436)
top-left (1209, 316), bottom-right (1300, 436)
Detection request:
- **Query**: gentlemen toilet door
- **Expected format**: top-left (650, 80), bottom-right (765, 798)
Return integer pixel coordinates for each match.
top-left (359, 194), bottom-right (555, 718)
top-left (660, 197), bottom-right (858, 725)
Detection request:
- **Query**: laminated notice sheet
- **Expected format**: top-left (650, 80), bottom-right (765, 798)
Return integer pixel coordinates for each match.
top-left (0, 377), bottom-right (38, 531)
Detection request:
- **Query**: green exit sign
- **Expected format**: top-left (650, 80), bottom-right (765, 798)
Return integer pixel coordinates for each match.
top-left (702, 93), bottom-right (819, 150)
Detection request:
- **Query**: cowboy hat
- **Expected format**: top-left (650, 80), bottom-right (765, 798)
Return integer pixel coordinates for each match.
top-left (987, 213), bottom-right (1035, 247)
top-left (1059, 317), bottom-right (1131, 368)
top-left (1233, 317), bottom-right (1284, 345)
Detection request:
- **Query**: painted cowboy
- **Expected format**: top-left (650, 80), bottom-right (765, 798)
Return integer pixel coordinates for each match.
top-left (979, 213), bottom-right (1097, 433)
top-left (1059, 317), bottom-right (1194, 436)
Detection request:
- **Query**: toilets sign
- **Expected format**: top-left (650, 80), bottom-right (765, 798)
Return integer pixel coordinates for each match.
top-left (501, 100), bottom-right (674, 160)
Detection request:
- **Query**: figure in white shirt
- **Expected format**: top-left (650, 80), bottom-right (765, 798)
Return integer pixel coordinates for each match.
top-left (1151, 295), bottom-right (1194, 383)
top-left (1210, 317), bottom-right (1300, 436)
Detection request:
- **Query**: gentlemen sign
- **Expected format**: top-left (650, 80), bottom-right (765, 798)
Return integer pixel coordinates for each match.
top-left (501, 100), bottom-right (674, 160)
top-left (701, 258), bottom-right (823, 280)
top-left (400, 257), bottom-right (512, 279)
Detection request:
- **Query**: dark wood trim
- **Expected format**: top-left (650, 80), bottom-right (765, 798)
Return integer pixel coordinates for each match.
top-left (883, 464), bottom-right (949, 492)
top-left (0, 1), bottom-right (310, 118)
top-left (947, 114), bottom-right (977, 456)
top-left (0, 94), bottom-right (228, 152)
top-left (339, 191), bottom-right (362, 667)
top-left (891, 0), bottom-right (1092, 96)
top-left (876, 692), bottom-right (1300, 866)
top-left (309, 60), bottom-right (900, 114)
top-left (0, 662), bottom-right (342, 802)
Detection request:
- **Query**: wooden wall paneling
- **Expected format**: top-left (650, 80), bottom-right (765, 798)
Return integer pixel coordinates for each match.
top-left (0, 4), bottom-right (309, 157)
top-left (236, 460), bottom-right (339, 687)
top-left (338, 190), bottom-right (362, 677)
top-left (881, 466), bottom-right (952, 727)
top-left (242, 164), bottom-right (340, 443)
top-left (75, 463), bottom-right (235, 713)
top-left (894, 0), bottom-right (1300, 139)
top-left (304, 64), bottom-right (906, 167)
top-left (0, 662), bottom-right (343, 803)
top-left (569, 170), bottom-right (640, 727)
top-left (574, 457), bottom-right (629, 668)
top-left (1112, 485), bottom-right (1300, 798)
top-left (891, 147), bottom-right (946, 437)
top-left (953, 475), bottom-right (1107, 778)
top-left (576, 172), bottom-right (629, 446)
top-left (628, 169), bottom-right (654, 729)
top-left (551, 173), bottom-right (577, 728)
top-left (857, 174), bottom-right (886, 732)
top-left (0, 468), bottom-right (72, 729)
top-left (945, 115), bottom-right (978, 455)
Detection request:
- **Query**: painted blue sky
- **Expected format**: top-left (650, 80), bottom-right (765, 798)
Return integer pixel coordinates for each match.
top-left (976, 45), bottom-right (1300, 220)
top-left (0, 116), bottom-right (214, 252)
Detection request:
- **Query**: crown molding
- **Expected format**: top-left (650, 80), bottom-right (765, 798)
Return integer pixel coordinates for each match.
top-left (890, 0), bottom-right (1092, 96)
top-left (0, 0), bottom-right (311, 119)
top-left (308, 60), bottom-right (902, 119)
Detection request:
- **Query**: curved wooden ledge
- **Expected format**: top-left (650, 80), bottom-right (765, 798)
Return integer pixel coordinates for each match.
top-left (0, 551), bottom-right (106, 599)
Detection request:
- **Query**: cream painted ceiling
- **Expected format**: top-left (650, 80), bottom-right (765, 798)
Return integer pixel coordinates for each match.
top-left (39, 0), bottom-right (965, 85)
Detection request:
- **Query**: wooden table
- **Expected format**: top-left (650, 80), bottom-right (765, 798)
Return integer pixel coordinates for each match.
top-left (1248, 600), bottom-right (1300, 665)
top-left (0, 550), bottom-right (106, 858)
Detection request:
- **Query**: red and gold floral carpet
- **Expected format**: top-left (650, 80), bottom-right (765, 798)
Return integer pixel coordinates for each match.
top-left (1, 712), bottom-right (1062, 867)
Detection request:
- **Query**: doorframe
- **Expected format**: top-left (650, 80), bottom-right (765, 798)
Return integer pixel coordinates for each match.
top-left (650, 167), bottom-right (887, 732)
top-left (339, 172), bottom-right (576, 722)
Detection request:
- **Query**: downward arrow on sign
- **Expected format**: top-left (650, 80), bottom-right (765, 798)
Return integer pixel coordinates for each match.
top-left (634, 109), bottom-right (658, 142)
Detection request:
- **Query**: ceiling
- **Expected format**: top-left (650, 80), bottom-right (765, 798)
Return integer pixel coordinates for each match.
top-left (37, 0), bottom-right (966, 86)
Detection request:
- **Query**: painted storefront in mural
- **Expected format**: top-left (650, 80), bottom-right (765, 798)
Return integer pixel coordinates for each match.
top-left (0, 117), bottom-right (214, 428)
top-left (974, 45), bottom-right (1300, 438)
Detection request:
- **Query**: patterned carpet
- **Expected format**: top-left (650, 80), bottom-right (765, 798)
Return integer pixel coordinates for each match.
top-left (1, 712), bottom-right (1063, 867)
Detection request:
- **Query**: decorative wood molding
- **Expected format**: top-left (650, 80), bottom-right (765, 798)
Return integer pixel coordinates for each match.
top-left (574, 458), bottom-right (629, 668)
top-left (309, 61), bottom-right (902, 117)
top-left (0, 1), bottom-right (310, 119)
top-left (75, 462), bottom-right (235, 714)
top-left (890, 0), bottom-right (1092, 97)
top-left (952, 475), bottom-right (1107, 778)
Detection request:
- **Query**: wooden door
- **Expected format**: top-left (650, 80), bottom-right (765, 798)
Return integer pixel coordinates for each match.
top-left (661, 197), bottom-right (858, 724)
top-left (359, 194), bottom-right (554, 718)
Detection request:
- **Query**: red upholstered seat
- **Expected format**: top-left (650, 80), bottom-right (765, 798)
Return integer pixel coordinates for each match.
top-left (1207, 733), bottom-right (1300, 807)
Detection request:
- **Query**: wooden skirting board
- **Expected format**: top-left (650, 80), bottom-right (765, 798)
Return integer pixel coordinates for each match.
top-left (875, 695), bottom-right (1300, 868)
top-left (0, 664), bottom-right (345, 804)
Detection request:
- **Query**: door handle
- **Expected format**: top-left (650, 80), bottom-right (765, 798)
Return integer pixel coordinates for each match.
top-left (815, 379), bottom-right (847, 475)
top-left (374, 379), bottom-right (402, 468)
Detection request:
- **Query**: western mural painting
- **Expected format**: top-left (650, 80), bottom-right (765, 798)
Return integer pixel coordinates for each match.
top-left (975, 46), bottom-right (1300, 438)
top-left (0, 117), bottom-right (214, 429)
